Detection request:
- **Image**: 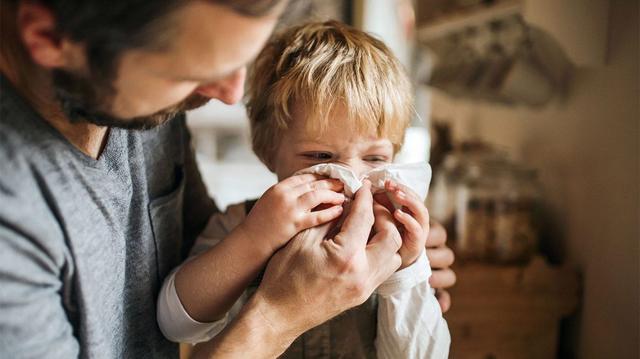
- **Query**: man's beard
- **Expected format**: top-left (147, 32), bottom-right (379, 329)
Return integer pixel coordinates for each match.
top-left (52, 69), bottom-right (211, 130)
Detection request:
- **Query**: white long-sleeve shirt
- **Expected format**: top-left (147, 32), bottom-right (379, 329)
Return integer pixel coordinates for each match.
top-left (157, 202), bottom-right (450, 358)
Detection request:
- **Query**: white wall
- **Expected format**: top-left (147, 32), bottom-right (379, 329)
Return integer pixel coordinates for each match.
top-left (430, 0), bottom-right (639, 357)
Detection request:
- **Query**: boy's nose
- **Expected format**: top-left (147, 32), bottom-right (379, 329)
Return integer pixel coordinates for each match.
top-left (195, 67), bottom-right (246, 105)
top-left (338, 160), bottom-right (370, 179)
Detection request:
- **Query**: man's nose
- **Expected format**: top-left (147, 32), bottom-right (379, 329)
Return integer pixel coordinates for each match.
top-left (195, 67), bottom-right (246, 105)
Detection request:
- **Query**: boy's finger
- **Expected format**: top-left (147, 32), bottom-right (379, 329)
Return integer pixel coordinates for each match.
top-left (306, 178), bottom-right (344, 192)
top-left (394, 208), bottom-right (423, 239)
top-left (384, 184), bottom-right (429, 227)
top-left (385, 179), bottom-right (421, 199)
top-left (302, 205), bottom-right (344, 228)
top-left (281, 173), bottom-right (324, 187)
top-left (291, 178), bottom-right (344, 196)
top-left (299, 189), bottom-right (345, 209)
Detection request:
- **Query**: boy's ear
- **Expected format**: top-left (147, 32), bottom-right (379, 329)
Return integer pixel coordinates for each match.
top-left (17, 2), bottom-right (82, 69)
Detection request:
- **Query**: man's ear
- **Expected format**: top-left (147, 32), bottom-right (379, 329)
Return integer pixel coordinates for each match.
top-left (17, 1), bottom-right (69, 69)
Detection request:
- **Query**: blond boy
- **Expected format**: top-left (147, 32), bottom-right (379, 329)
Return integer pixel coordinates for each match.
top-left (157, 21), bottom-right (450, 358)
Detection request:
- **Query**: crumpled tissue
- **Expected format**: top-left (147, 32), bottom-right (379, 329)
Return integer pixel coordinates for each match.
top-left (295, 162), bottom-right (432, 201)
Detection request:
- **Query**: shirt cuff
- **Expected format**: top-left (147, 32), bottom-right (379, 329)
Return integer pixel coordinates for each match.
top-left (157, 269), bottom-right (228, 343)
top-left (377, 251), bottom-right (431, 297)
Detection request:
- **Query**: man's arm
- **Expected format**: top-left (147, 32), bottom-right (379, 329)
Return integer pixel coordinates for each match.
top-left (190, 181), bottom-right (405, 358)
top-left (0, 200), bottom-right (79, 357)
top-left (188, 294), bottom-right (295, 358)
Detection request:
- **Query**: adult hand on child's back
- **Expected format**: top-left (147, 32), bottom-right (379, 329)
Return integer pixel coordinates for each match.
top-left (239, 174), bottom-right (346, 254)
top-left (426, 220), bottom-right (456, 312)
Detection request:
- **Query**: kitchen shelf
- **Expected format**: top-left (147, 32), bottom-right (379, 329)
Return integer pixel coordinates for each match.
top-left (417, 0), bottom-right (610, 67)
top-left (445, 256), bottom-right (580, 358)
top-left (418, 1), bottom-right (523, 42)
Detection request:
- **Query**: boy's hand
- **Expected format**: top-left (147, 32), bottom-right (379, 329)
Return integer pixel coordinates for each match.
top-left (376, 180), bottom-right (430, 269)
top-left (240, 174), bottom-right (346, 254)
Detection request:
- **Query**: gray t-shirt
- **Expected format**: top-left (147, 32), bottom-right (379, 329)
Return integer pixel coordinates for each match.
top-left (0, 75), bottom-right (217, 358)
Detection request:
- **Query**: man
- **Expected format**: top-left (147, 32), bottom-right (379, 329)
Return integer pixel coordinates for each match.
top-left (0, 1), bottom-right (456, 358)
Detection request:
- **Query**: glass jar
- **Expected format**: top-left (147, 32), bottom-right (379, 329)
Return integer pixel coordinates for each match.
top-left (492, 167), bottom-right (541, 264)
top-left (454, 162), bottom-right (500, 261)
top-left (452, 157), bottom-right (541, 264)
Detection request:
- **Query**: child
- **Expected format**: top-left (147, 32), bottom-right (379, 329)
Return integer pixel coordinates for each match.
top-left (157, 20), bottom-right (450, 358)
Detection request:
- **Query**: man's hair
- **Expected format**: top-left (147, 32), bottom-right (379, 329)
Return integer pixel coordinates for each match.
top-left (6, 0), bottom-right (284, 83)
top-left (246, 20), bottom-right (414, 169)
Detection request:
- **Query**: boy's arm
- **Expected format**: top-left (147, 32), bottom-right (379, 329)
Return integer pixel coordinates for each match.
top-left (174, 173), bottom-right (345, 324)
top-left (157, 202), bottom-right (268, 343)
top-left (175, 206), bottom-right (273, 323)
top-left (375, 252), bottom-right (451, 359)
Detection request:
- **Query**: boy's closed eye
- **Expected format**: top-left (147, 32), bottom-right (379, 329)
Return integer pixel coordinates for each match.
top-left (301, 152), bottom-right (333, 162)
top-left (364, 155), bottom-right (390, 163)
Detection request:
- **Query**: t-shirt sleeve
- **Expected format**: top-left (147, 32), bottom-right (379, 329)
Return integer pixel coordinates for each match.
top-left (0, 188), bottom-right (79, 358)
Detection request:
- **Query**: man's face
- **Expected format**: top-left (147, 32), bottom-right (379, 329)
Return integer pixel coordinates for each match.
top-left (55, 2), bottom-right (280, 129)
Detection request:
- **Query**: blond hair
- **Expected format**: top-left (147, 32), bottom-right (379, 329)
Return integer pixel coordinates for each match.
top-left (246, 20), bottom-right (414, 170)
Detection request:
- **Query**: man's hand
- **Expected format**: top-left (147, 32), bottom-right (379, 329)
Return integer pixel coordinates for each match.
top-left (192, 181), bottom-right (406, 358)
top-left (240, 174), bottom-right (345, 254)
top-left (426, 220), bottom-right (456, 312)
top-left (253, 180), bottom-right (403, 337)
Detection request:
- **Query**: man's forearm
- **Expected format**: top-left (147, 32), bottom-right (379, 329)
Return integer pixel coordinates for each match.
top-left (190, 295), bottom-right (296, 359)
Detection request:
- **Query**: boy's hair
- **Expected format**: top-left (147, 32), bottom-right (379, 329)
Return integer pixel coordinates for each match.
top-left (246, 20), bottom-right (414, 170)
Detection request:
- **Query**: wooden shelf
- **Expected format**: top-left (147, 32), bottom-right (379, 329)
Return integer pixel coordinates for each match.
top-left (418, 1), bottom-right (523, 42)
top-left (445, 256), bottom-right (580, 358)
top-left (417, 0), bottom-right (610, 66)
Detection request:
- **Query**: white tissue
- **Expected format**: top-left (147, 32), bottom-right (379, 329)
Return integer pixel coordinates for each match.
top-left (294, 162), bottom-right (432, 201)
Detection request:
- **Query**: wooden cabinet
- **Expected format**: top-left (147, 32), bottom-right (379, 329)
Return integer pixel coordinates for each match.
top-left (445, 257), bottom-right (580, 358)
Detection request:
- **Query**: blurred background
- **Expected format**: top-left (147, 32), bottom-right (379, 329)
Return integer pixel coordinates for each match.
top-left (185, 1), bottom-right (639, 358)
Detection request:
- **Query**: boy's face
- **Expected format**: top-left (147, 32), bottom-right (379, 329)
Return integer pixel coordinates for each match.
top-left (273, 103), bottom-right (395, 181)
